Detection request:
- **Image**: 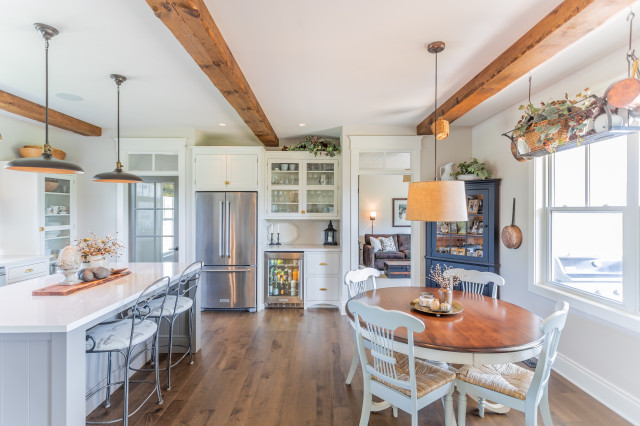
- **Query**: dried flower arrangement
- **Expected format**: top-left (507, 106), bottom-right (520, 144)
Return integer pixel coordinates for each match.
top-left (281, 136), bottom-right (341, 157)
top-left (514, 89), bottom-right (597, 153)
top-left (429, 264), bottom-right (460, 290)
top-left (75, 233), bottom-right (124, 260)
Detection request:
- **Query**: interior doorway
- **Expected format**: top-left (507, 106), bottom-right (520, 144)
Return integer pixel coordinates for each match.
top-left (348, 136), bottom-right (423, 288)
top-left (358, 174), bottom-right (412, 287)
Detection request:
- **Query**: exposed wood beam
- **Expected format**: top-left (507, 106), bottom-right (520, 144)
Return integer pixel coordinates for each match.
top-left (418, 0), bottom-right (635, 135)
top-left (146, 0), bottom-right (279, 147)
top-left (0, 90), bottom-right (102, 136)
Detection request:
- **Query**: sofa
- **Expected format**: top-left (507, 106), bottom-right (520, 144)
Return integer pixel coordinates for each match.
top-left (363, 233), bottom-right (411, 270)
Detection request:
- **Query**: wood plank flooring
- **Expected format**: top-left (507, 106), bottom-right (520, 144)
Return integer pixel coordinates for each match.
top-left (87, 309), bottom-right (631, 425)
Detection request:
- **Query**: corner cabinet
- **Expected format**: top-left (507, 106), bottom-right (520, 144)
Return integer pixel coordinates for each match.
top-left (266, 153), bottom-right (340, 219)
top-left (425, 179), bottom-right (501, 295)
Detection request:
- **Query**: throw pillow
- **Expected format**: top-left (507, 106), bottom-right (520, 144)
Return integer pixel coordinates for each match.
top-left (370, 237), bottom-right (382, 253)
top-left (379, 236), bottom-right (397, 252)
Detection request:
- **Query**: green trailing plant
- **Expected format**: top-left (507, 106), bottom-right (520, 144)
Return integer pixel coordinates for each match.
top-left (282, 136), bottom-right (341, 157)
top-left (454, 158), bottom-right (491, 180)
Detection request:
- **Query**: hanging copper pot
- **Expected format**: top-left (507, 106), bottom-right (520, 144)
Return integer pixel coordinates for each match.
top-left (501, 198), bottom-right (522, 249)
top-left (605, 59), bottom-right (640, 109)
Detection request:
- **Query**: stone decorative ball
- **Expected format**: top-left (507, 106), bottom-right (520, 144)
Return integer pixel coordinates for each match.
top-left (57, 246), bottom-right (81, 270)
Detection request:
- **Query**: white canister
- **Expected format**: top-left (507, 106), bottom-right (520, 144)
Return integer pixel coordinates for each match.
top-left (280, 163), bottom-right (289, 171)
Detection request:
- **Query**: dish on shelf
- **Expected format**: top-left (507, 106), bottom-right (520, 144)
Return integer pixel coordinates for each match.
top-left (267, 221), bottom-right (299, 244)
top-left (410, 299), bottom-right (463, 317)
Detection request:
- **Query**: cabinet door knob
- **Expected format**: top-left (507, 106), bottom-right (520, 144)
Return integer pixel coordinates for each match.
top-left (301, 210), bottom-right (306, 214)
top-left (319, 288), bottom-right (327, 291)
top-left (319, 262), bottom-right (328, 266)
top-left (39, 227), bottom-right (45, 232)
top-left (225, 180), bottom-right (230, 185)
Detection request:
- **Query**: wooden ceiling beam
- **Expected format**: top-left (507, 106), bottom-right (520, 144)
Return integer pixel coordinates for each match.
top-left (417, 0), bottom-right (635, 135)
top-left (0, 90), bottom-right (102, 136)
top-left (146, 0), bottom-right (279, 147)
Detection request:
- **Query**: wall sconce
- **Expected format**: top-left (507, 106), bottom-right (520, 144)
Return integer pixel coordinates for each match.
top-left (369, 211), bottom-right (376, 233)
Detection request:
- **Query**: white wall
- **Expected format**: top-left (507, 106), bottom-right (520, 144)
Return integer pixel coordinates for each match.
top-left (472, 44), bottom-right (640, 422)
top-left (358, 174), bottom-right (408, 237)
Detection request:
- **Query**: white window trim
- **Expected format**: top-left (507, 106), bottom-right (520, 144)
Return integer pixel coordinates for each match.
top-left (529, 133), bottom-right (640, 331)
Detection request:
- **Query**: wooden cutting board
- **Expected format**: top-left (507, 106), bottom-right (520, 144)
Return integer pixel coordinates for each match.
top-left (32, 271), bottom-right (131, 296)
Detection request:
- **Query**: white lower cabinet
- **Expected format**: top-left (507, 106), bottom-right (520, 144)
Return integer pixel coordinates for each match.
top-left (7, 260), bottom-right (49, 284)
top-left (305, 251), bottom-right (341, 308)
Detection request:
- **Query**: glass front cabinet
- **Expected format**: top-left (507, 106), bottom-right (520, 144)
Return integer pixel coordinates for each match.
top-left (267, 156), bottom-right (339, 219)
top-left (41, 175), bottom-right (76, 272)
top-left (426, 179), bottom-right (500, 295)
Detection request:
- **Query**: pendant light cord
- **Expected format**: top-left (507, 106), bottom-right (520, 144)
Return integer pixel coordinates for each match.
top-left (433, 50), bottom-right (438, 181)
top-left (44, 39), bottom-right (50, 153)
top-left (116, 80), bottom-right (121, 168)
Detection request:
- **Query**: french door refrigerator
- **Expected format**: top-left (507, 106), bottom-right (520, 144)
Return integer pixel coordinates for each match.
top-left (196, 192), bottom-right (257, 310)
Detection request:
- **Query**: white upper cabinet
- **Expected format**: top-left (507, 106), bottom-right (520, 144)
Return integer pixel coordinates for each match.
top-left (193, 152), bottom-right (259, 191)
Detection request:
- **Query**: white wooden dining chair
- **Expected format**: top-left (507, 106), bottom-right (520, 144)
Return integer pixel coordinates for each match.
top-left (442, 268), bottom-right (505, 299)
top-left (344, 267), bottom-right (380, 385)
top-left (348, 299), bottom-right (456, 426)
top-left (456, 301), bottom-right (570, 426)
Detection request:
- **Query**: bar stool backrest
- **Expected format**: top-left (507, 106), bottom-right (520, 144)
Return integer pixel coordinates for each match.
top-left (169, 261), bottom-right (203, 315)
top-left (130, 276), bottom-right (171, 350)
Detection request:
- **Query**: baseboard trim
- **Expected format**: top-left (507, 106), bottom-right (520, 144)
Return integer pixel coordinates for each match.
top-left (553, 352), bottom-right (640, 424)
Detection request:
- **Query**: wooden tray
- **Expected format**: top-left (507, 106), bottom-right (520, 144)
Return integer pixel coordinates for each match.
top-left (410, 299), bottom-right (463, 317)
top-left (32, 271), bottom-right (131, 296)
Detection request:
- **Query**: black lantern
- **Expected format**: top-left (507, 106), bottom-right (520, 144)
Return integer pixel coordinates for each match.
top-left (323, 220), bottom-right (338, 246)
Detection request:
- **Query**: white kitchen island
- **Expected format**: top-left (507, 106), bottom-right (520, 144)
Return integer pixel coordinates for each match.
top-left (0, 262), bottom-right (195, 426)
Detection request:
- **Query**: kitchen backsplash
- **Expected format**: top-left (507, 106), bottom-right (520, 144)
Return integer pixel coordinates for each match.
top-left (264, 219), bottom-right (340, 246)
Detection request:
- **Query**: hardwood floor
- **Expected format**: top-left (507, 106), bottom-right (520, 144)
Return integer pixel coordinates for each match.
top-left (87, 309), bottom-right (631, 425)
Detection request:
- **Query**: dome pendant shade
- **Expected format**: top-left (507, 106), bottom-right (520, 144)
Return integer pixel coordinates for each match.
top-left (5, 151), bottom-right (84, 174)
top-left (4, 24), bottom-right (84, 175)
top-left (92, 164), bottom-right (143, 184)
top-left (92, 74), bottom-right (142, 184)
top-left (405, 181), bottom-right (468, 222)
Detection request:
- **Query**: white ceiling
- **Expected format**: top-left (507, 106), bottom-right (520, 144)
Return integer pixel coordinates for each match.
top-left (0, 0), bottom-right (636, 143)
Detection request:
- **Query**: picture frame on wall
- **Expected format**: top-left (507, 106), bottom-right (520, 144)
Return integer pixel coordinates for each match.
top-left (392, 198), bottom-right (410, 227)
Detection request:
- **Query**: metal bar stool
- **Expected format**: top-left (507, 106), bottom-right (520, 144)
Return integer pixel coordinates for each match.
top-left (86, 276), bottom-right (171, 426)
top-left (143, 261), bottom-right (202, 390)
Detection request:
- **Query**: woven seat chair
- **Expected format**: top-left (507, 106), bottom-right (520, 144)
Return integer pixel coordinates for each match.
top-left (344, 267), bottom-right (379, 385)
top-left (348, 299), bottom-right (456, 426)
top-left (442, 268), bottom-right (505, 299)
top-left (456, 301), bottom-right (570, 426)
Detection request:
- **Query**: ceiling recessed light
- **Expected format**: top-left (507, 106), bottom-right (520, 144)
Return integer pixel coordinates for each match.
top-left (55, 93), bottom-right (84, 102)
top-left (298, 123), bottom-right (306, 127)
top-left (218, 123), bottom-right (227, 127)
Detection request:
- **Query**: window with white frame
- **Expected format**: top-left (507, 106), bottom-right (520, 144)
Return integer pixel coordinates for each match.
top-left (538, 134), bottom-right (638, 313)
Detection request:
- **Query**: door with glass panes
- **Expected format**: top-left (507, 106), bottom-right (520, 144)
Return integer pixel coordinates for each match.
top-left (129, 177), bottom-right (179, 262)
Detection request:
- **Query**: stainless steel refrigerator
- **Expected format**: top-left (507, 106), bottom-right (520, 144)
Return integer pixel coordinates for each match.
top-left (196, 192), bottom-right (257, 310)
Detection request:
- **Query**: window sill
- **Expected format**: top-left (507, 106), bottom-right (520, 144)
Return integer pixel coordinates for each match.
top-left (529, 280), bottom-right (640, 331)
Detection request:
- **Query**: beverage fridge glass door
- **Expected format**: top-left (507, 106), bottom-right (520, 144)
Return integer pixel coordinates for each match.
top-left (264, 251), bottom-right (304, 306)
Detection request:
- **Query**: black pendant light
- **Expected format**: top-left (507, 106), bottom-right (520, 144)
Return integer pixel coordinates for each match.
top-left (4, 24), bottom-right (84, 175)
top-left (92, 74), bottom-right (142, 183)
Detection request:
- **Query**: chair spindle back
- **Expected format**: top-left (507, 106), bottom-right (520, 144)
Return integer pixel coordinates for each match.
top-left (344, 267), bottom-right (380, 298)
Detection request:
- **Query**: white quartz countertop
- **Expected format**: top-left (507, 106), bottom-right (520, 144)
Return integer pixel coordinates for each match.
top-left (263, 244), bottom-right (341, 252)
top-left (0, 262), bottom-right (189, 333)
top-left (0, 255), bottom-right (51, 268)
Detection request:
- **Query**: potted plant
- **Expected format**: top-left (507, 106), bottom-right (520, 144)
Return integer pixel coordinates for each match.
top-left (282, 136), bottom-right (341, 157)
top-left (514, 89), bottom-right (597, 153)
top-left (454, 158), bottom-right (491, 180)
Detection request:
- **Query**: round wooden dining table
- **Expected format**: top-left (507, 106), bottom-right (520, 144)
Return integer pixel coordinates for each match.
top-left (345, 287), bottom-right (545, 366)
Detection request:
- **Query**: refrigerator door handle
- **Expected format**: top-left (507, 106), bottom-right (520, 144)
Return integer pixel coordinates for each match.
top-left (226, 201), bottom-right (231, 257)
top-left (219, 200), bottom-right (224, 256)
top-left (203, 269), bottom-right (251, 273)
